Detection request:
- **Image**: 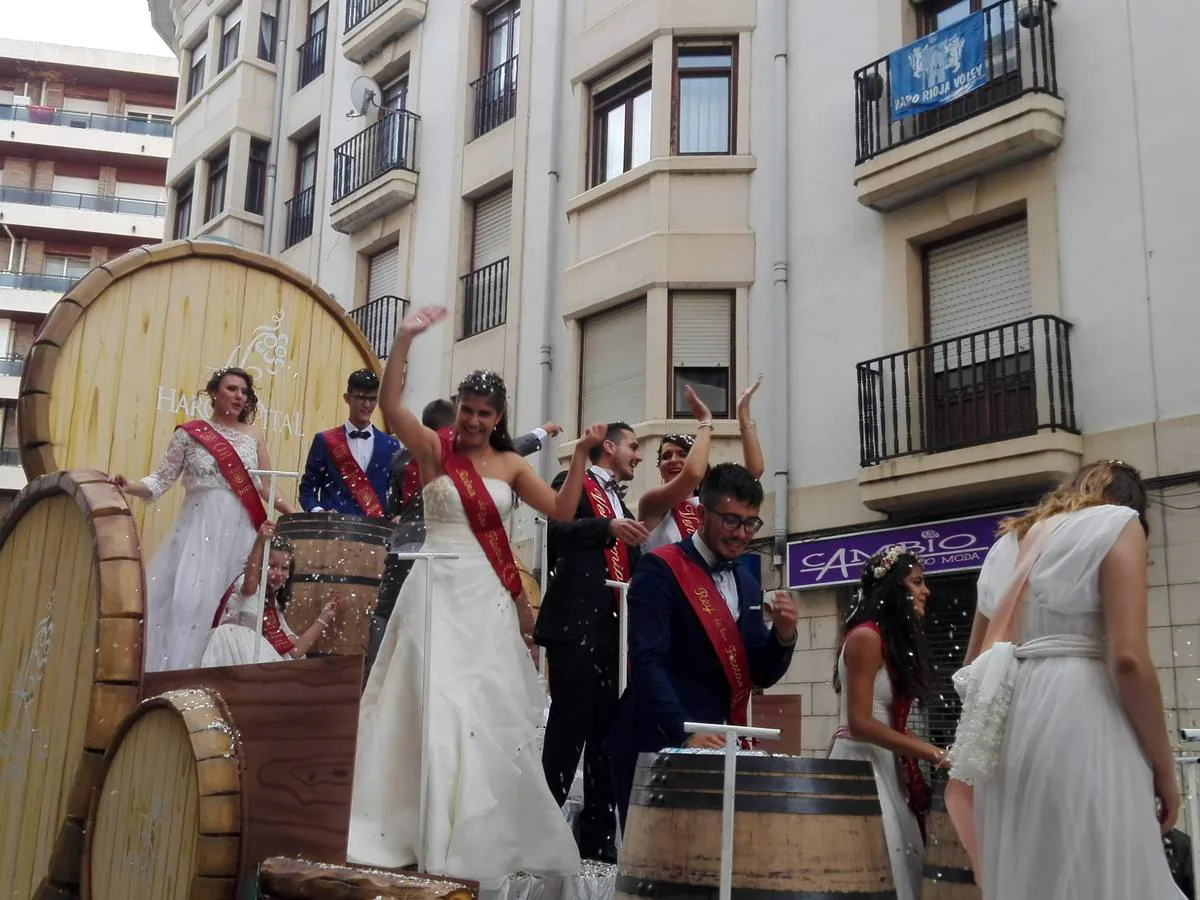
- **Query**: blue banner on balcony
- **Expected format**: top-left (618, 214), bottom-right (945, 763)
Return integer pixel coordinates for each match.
top-left (889, 11), bottom-right (988, 120)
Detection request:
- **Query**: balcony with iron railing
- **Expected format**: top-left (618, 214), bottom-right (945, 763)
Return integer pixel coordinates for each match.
top-left (855, 314), bottom-right (1082, 511)
top-left (0, 186), bottom-right (166, 217)
top-left (0, 103), bottom-right (173, 138)
top-left (330, 110), bottom-right (420, 234)
top-left (460, 258), bottom-right (509, 338)
top-left (283, 186), bottom-right (316, 248)
top-left (470, 57), bottom-right (518, 141)
top-left (297, 28), bottom-right (328, 89)
top-left (852, 0), bottom-right (1063, 210)
top-left (343, 0), bottom-right (426, 63)
top-left (348, 294), bottom-right (408, 360)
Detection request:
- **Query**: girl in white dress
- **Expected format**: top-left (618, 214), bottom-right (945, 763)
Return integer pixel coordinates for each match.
top-left (348, 305), bottom-right (605, 886)
top-left (110, 368), bottom-right (297, 672)
top-left (828, 546), bottom-right (948, 900)
top-left (202, 521), bottom-right (342, 667)
top-left (954, 461), bottom-right (1182, 899)
top-left (641, 376), bottom-right (764, 553)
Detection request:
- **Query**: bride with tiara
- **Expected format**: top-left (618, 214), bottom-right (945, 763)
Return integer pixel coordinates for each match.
top-left (348, 305), bottom-right (604, 886)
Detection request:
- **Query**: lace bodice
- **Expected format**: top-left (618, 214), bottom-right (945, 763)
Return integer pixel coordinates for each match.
top-left (140, 421), bottom-right (260, 500)
top-left (420, 474), bottom-right (515, 552)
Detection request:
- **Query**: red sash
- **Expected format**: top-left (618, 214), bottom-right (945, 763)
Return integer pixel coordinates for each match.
top-left (399, 456), bottom-right (422, 506)
top-left (583, 472), bottom-right (631, 600)
top-left (179, 420), bottom-right (267, 530)
top-left (210, 579), bottom-right (296, 657)
top-left (437, 428), bottom-right (522, 601)
top-left (322, 427), bottom-right (384, 517)
top-left (654, 544), bottom-right (752, 728)
top-left (671, 500), bottom-right (702, 539)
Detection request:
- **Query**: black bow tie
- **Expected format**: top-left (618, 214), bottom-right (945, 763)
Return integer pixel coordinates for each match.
top-left (610, 481), bottom-right (628, 500)
top-left (711, 559), bottom-right (737, 574)
top-left (348, 430), bottom-right (371, 439)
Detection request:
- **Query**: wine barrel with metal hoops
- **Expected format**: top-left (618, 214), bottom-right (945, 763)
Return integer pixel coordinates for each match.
top-left (617, 749), bottom-right (896, 898)
top-left (922, 783), bottom-right (980, 900)
top-left (275, 513), bottom-right (394, 656)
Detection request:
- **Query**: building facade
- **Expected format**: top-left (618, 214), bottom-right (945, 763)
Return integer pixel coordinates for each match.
top-left (149, 0), bottom-right (1200, 760)
top-left (0, 40), bottom-right (176, 509)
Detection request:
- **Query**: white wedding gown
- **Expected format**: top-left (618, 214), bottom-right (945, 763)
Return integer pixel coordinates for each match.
top-left (972, 504), bottom-right (1184, 899)
top-left (347, 475), bottom-right (580, 886)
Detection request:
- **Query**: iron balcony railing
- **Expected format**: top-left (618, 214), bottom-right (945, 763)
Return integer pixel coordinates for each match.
top-left (0, 447), bottom-right (20, 467)
top-left (348, 294), bottom-right (408, 360)
top-left (470, 56), bottom-right (518, 140)
top-left (853, 0), bottom-right (1058, 165)
top-left (297, 28), bottom-right (327, 89)
top-left (283, 186), bottom-right (316, 248)
top-left (345, 0), bottom-right (386, 32)
top-left (0, 271), bottom-right (77, 292)
top-left (460, 257), bottom-right (508, 338)
top-left (0, 186), bottom-right (166, 217)
top-left (332, 110), bottom-right (420, 204)
top-left (856, 314), bottom-right (1076, 466)
top-left (0, 103), bottom-right (172, 138)
top-left (0, 355), bottom-right (24, 377)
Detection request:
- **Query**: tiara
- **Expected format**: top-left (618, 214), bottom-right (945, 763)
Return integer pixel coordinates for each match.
top-left (865, 544), bottom-right (910, 582)
top-left (458, 369), bottom-right (506, 397)
top-left (661, 433), bottom-right (695, 450)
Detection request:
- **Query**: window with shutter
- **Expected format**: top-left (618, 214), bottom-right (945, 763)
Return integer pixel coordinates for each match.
top-left (471, 190), bottom-right (512, 271)
top-left (367, 245), bottom-right (400, 300)
top-left (580, 300), bottom-right (646, 428)
top-left (671, 291), bottom-right (733, 417)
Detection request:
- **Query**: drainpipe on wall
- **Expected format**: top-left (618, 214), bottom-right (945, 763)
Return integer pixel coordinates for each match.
top-left (769, 0), bottom-right (792, 570)
top-left (262, 0), bottom-right (292, 255)
top-left (2, 224), bottom-right (15, 272)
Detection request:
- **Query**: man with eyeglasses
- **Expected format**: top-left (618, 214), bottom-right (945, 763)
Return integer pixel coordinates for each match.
top-left (299, 369), bottom-right (399, 517)
top-left (606, 462), bottom-right (799, 826)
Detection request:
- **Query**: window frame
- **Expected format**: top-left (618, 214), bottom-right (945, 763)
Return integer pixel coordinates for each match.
top-left (667, 290), bottom-right (736, 419)
top-left (173, 185), bottom-right (193, 239)
top-left (219, 8), bottom-right (242, 72)
top-left (295, 133), bottom-right (319, 193)
top-left (589, 66), bottom-right (652, 188)
top-left (245, 139), bottom-right (269, 215)
top-left (919, 0), bottom-right (983, 36)
top-left (258, 0), bottom-right (278, 62)
top-left (481, 0), bottom-right (520, 73)
top-left (204, 150), bottom-right (229, 222)
top-left (186, 46), bottom-right (207, 101)
top-left (671, 39), bottom-right (736, 156)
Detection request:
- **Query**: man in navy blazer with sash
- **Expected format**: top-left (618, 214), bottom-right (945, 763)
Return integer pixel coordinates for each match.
top-left (299, 369), bottom-right (399, 517)
top-left (606, 463), bottom-right (798, 825)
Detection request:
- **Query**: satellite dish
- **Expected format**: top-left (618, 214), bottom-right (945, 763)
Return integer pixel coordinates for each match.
top-left (349, 76), bottom-right (382, 117)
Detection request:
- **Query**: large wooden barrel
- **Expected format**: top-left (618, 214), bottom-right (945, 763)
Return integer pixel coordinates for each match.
top-left (258, 857), bottom-right (477, 900)
top-left (922, 783), bottom-right (980, 899)
top-left (276, 512), bottom-right (393, 655)
top-left (0, 470), bottom-right (144, 900)
top-left (618, 750), bottom-right (895, 898)
top-left (19, 239), bottom-right (381, 563)
top-left (83, 687), bottom-right (242, 900)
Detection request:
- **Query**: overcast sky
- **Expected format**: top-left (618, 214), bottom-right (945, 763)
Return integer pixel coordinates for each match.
top-left (9, 0), bottom-right (174, 59)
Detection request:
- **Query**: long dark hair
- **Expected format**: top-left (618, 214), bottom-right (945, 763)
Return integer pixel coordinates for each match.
top-left (266, 535), bottom-right (295, 613)
top-left (833, 547), bottom-right (933, 703)
top-left (204, 367), bottom-right (259, 424)
top-left (455, 370), bottom-right (515, 453)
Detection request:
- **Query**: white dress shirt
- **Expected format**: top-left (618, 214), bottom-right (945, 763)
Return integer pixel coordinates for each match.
top-left (588, 465), bottom-right (627, 519)
top-left (690, 531), bottom-right (740, 622)
top-left (344, 421), bottom-right (375, 472)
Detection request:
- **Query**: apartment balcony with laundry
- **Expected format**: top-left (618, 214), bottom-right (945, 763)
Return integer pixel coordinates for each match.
top-left (342, 0), bottom-right (426, 63)
top-left (0, 271), bottom-right (76, 316)
top-left (0, 102), bottom-right (173, 161)
top-left (330, 110), bottom-right (420, 234)
top-left (0, 186), bottom-right (166, 239)
top-left (855, 314), bottom-right (1082, 512)
top-left (852, 0), bottom-right (1064, 210)
top-left (347, 294), bottom-right (408, 360)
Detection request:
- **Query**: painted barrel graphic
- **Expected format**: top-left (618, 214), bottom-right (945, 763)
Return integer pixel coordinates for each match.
top-left (18, 239), bottom-right (381, 563)
top-left (0, 470), bottom-right (144, 900)
top-left (83, 687), bottom-right (242, 900)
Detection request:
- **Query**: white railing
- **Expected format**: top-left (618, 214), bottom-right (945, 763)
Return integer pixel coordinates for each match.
top-left (247, 468), bottom-right (300, 662)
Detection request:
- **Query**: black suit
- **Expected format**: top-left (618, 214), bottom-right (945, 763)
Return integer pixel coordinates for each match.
top-left (535, 469), bottom-right (639, 860)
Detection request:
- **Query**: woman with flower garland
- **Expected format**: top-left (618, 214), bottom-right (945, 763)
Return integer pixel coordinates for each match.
top-left (827, 546), bottom-right (946, 900)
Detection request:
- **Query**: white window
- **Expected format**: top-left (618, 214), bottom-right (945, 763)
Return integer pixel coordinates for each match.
top-left (43, 255), bottom-right (91, 278)
top-left (52, 175), bottom-right (100, 196)
top-left (471, 189), bottom-right (511, 271)
top-left (367, 245), bottom-right (400, 301)
top-left (591, 60), bottom-right (651, 187)
top-left (670, 291), bottom-right (733, 418)
top-left (115, 182), bottom-right (167, 202)
top-left (220, 5), bottom-right (243, 71)
top-left (580, 300), bottom-right (647, 427)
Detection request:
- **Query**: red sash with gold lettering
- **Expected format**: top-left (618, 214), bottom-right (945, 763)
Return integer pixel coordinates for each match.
top-left (322, 427), bottom-right (384, 518)
top-left (671, 500), bottom-right (702, 539)
top-left (584, 472), bottom-right (632, 600)
top-left (210, 579), bottom-right (296, 656)
top-left (654, 543), bottom-right (752, 727)
top-left (437, 428), bottom-right (522, 601)
top-left (179, 420), bottom-right (267, 530)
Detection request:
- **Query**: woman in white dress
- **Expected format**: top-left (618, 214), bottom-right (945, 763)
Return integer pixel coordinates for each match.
top-left (828, 545), bottom-right (948, 900)
top-left (953, 460), bottom-right (1182, 899)
top-left (111, 368), bottom-right (297, 672)
top-left (348, 305), bottom-right (603, 886)
top-left (640, 375), bottom-right (764, 552)
top-left (202, 521), bottom-right (342, 667)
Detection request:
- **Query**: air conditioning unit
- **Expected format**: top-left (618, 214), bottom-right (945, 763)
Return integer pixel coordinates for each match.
top-left (12, 95), bottom-right (32, 107)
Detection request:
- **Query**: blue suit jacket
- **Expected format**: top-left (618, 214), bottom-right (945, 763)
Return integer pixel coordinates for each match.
top-left (298, 425), bottom-right (400, 516)
top-left (606, 538), bottom-right (795, 765)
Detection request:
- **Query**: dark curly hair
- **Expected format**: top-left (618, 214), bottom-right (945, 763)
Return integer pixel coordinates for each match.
top-left (204, 367), bottom-right (259, 424)
top-left (266, 535), bottom-right (295, 613)
top-left (455, 370), bottom-right (515, 453)
top-left (833, 548), bottom-right (934, 703)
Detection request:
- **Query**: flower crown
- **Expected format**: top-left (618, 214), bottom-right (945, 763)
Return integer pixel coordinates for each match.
top-left (865, 544), bottom-right (910, 582)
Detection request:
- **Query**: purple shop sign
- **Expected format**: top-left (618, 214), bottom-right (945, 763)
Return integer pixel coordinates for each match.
top-left (787, 509), bottom-right (1026, 590)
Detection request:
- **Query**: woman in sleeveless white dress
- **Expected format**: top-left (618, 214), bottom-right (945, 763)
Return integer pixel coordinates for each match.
top-left (961, 462), bottom-right (1182, 899)
top-left (348, 305), bottom-right (604, 885)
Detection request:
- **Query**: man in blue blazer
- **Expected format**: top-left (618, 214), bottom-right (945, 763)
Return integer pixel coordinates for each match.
top-left (606, 463), bottom-right (798, 825)
top-left (299, 369), bottom-right (399, 517)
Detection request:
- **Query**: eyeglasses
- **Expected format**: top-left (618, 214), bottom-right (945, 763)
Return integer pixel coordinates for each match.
top-left (705, 508), bottom-right (764, 534)
top-left (349, 393), bottom-right (379, 403)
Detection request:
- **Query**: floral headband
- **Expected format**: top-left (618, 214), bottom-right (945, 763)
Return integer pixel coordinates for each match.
top-left (865, 544), bottom-right (911, 582)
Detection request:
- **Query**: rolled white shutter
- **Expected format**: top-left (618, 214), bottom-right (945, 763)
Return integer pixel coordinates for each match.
top-left (581, 300), bottom-right (646, 426)
top-left (672, 292), bottom-right (731, 367)
top-left (367, 244), bottom-right (400, 300)
top-left (471, 189), bottom-right (512, 270)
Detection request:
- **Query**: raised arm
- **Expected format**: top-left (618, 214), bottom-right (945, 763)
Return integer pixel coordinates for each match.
top-left (737, 374), bottom-right (764, 479)
top-left (511, 423), bottom-right (605, 522)
top-left (239, 521), bottom-right (274, 597)
top-left (638, 386), bottom-right (713, 527)
top-left (379, 306), bottom-right (449, 476)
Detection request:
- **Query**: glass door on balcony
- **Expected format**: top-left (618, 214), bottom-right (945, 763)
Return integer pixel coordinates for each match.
top-left (378, 75), bottom-right (409, 171)
top-left (473, 1), bottom-right (519, 137)
top-left (463, 189), bottom-right (511, 336)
